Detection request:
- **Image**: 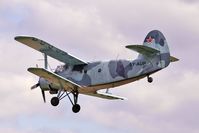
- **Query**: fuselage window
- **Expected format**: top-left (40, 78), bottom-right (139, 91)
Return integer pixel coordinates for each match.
top-left (98, 68), bottom-right (102, 72)
top-left (84, 70), bottom-right (87, 73)
top-left (72, 64), bottom-right (86, 73)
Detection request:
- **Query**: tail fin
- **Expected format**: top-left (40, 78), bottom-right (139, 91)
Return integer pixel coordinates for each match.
top-left (126, 30), bottom-right (178, 68)
top-left (140, 30), bottom-right (171, 68)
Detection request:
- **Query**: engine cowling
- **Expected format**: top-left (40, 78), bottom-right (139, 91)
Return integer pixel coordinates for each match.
top-left (39, 78), bottom-right (51, 91)
top-left (39, 78), bottom-right (59, 94)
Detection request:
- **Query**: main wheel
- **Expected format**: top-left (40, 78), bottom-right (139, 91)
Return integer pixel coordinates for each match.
top-left (148, 77), bottom-right (153, 83)
top-left (72, 104), bottom-right (81, 113)
top-left (51, 97), bottom-right (59, 106)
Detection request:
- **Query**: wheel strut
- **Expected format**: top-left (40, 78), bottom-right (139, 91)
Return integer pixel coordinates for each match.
top-left (147, 75), bottom-right (153, 83)
top-left (71, 91), bottom-right (81, 113)
top-left (50, 89), bottom-right (81, 113)
top-left (50, 89), bottom-right (65, 106)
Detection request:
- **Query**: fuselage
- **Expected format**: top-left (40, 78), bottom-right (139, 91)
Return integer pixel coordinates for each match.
top-left (54, 57), bottom-right (162, 92)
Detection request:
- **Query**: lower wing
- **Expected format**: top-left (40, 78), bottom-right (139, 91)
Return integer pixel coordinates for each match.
top-left (28, 68), bottom-right (126, 100)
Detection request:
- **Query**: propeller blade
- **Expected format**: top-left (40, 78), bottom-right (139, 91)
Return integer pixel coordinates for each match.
top-left (41, 90), bottom-right (46, 103)
top-left (31, 83), bottom-right (40, 90)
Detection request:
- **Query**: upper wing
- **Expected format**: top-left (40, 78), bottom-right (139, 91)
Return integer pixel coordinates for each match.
top-left (28, 67), bottom-right (81, 91)
top-left (126, 45), bottom-right (160, 56)
top-left (15, 36), bottom-right (87, 66)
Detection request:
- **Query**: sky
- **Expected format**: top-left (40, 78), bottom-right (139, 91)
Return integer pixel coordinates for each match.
top-left (0, 0), bottom-right (199, 133)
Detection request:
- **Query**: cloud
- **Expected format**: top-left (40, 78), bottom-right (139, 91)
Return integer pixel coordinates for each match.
top-left (80, 70), bottom-right (199, 133)
top-left (0, 0), bottom-right (199, 133)
top-left (181, 0), bottom-right (199, 4)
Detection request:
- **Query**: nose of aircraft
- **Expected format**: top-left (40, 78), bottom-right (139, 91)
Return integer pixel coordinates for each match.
top-left (30, 78), bottom-right (46, 103)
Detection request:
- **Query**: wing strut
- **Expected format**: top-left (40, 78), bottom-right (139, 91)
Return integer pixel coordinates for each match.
top-left (44, 53), bottom-right (48, 69)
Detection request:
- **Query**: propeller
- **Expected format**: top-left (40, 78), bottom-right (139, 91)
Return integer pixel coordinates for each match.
top-left (31, 82), bottom-right (46, 103)
top-left (31, 83), bottom-right (40, 90)
top-left (41, 90), bottom-right (46, 103)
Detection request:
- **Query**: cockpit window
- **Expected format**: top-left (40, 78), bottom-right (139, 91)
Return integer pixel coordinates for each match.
top-left (72, 64), bottom-right (87, 72)
top-left (63, 64), bottom-right (68, 70)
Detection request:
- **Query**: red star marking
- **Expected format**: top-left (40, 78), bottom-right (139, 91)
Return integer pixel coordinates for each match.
top-left (146, 36), bottom-right (153, 43)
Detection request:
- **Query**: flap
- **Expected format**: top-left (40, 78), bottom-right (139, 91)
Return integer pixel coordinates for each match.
top-left (28, 67), bottom-right (81, 90)
top-left (126, 45), bottom-right (160, 56)
top-left (170, 56), bottom-right (179, 62)
top-left (15, 36), bottom-right (87, 66)
top-left (85, 91), bottom-right (127, 100)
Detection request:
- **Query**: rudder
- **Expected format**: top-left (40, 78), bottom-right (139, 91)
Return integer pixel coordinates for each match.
top-left (140, 30), bottom-right (171, 68)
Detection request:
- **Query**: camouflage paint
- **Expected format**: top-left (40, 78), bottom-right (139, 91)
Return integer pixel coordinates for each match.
top-left (54, 30), bottom-right (171, 90)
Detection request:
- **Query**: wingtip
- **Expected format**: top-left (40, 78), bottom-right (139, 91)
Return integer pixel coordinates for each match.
top-left (121, 97), bottom-right (128, 100)
top-left (125, 44), bottom-right (141, 49)
top-left (14, 36), bottom-right (21, 41)
top-left (125, 45), bottom-right (131, 48)
top-left (14, 36), bottom-right (36, 41)
top-left (27, 67), bottom-right (40, 73)
top-left (170, 56), bottom-right (179, 62)
top-left (27, 67), bottom-right (34, 73)
top-left (27, 67), bottom-right (44, 72)
top-left (14, 36), bottom-right (28, 42)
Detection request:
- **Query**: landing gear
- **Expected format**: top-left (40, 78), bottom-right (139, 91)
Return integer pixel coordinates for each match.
top-left (50, 89), bottom-right (81, 113)
top-left (147, 76), bottom-right (153, 83)
top-left (51, 97), bottom-right (59, 106)
top-left (72, 104), bottom-right (81, 113)
top-left (69, 91), bottom-right (81, 113)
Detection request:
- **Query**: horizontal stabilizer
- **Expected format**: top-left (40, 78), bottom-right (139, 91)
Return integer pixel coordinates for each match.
top-left (28, 68), bottom-right (81, 91)
top-left (170, 56), bottom-right (179, 62)
top-left (85, 91), bottom-right (127, 100)
top-left (126, 45), bottom-right (160, 56)
top-left (15, 36), bottom-right (87, 66)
